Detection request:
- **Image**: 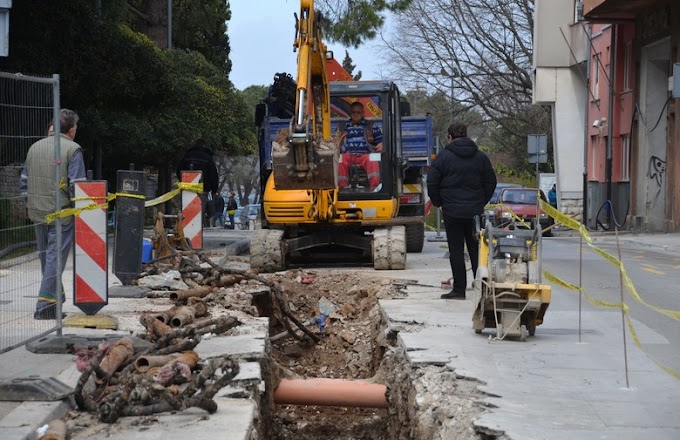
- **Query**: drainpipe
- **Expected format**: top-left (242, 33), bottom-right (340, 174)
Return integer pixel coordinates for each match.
top-left (273, 378), bottom-right (389, 408)
top-left (606, 25), bottom-right (616, 225)
top-left (583, 24), bottom-right (592, 226)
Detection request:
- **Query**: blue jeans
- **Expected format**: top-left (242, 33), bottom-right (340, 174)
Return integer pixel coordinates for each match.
top-left (211, 213), bottom-right (225, 228)
top-left (34, 220), bottom-right (73, 310)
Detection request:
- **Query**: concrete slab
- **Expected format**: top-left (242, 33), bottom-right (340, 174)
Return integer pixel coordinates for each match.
top-left (195, 334), bottom-right (267, 360)
top-left (91, 398), bottom-right (256, 440)
top-left (108, 286), bottom-right (150, 298)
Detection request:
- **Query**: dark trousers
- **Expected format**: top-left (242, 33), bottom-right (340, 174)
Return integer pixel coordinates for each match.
top-left (442, 215), bottom-right (479, 293)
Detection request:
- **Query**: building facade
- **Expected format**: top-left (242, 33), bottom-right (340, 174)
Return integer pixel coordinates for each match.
top-left (535, 0), bottom-right (680, 232)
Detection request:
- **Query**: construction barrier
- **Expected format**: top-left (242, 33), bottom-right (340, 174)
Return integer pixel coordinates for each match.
top-left (181, 171), bottom-right (203, 249)
top-left (73, 181), bottom-right (108, 315)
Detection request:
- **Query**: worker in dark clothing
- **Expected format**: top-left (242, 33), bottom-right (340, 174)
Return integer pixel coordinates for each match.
top-left (176, 138), bottom-right (219, 193)
top-left (211, 191), bottom-right (225, 228)
top-left (176, 139), bottom-right (219, 226)
top-left (427, 122), bottom-right (497, 300)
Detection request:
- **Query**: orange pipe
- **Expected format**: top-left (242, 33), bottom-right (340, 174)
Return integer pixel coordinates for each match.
top-left (273, 378), bottom-right (388, 408)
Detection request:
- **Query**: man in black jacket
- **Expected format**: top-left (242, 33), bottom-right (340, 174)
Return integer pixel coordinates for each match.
top-left (427, 122), bottom-right (496, 299)
top-left (176, 139), bottom-right (219, 193)
top-left (176, 139), bottom-right (219, 226)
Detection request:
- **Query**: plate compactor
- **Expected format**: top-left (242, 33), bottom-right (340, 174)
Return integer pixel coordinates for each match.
top-left (472, 223), bottom-right (551, 341)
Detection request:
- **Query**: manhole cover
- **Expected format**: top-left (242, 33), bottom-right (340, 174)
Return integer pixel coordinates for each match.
top-left (0, 376), bottom-right (73, 401)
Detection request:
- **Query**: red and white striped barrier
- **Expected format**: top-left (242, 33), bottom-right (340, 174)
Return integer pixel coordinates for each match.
top-left (74, 181), bottom-right (108, 315)
top-left (181, 171), bottom-right (203, 249)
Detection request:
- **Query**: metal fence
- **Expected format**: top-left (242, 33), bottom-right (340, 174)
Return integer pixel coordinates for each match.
top-left (0, 72), bottom-right (61, 353)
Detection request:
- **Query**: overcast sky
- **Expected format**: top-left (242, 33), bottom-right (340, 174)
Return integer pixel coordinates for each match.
top-left (228, 0), bottom-right (387, 90)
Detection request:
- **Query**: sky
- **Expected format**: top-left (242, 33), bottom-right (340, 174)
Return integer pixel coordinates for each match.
top-left (228, 0), bottom-right (387, 90)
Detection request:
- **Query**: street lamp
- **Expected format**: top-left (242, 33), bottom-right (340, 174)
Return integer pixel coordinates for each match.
top-left (440, 67), bottom-right (458, 123)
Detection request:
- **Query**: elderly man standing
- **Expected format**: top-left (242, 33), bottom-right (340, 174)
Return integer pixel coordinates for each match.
top-left (20, 109), bottom-right (87, 319)
top-left (427, 121), bottom-right (496, 300)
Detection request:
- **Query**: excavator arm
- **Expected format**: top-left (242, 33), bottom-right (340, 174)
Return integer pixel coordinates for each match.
top-left (272, 0), bottom-right (338, 192)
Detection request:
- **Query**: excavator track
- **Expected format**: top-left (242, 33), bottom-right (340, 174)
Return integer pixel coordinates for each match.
top-left (372, 226), bottom-right (407, 270)
top-left (250, 229), bottom-right (285, 273)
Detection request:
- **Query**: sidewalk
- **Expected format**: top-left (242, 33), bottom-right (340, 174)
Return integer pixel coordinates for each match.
top-left (0, 228), bottom-right (262, 440)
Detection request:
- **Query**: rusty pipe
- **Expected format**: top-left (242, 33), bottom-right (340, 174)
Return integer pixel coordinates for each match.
top-left (135, 354), bottom-right (178, 373)
top-left (169, 286), bottom-right (213, 302)
top-left (273, 378), bottom-right (388, 408)
top-left (169, 351), bottom-right (199, 369)
top-left (170, 303), bottom-right (208, 328)
top-left (98, 338), bottom-right (134, 382)
top-left (140, 314), bottom-right (174, 339)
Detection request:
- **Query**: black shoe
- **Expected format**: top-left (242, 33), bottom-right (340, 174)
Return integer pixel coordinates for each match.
top-left (441, 290), bottom-right (466, 300)
top-left (33, 306), bottom-right (66, 320)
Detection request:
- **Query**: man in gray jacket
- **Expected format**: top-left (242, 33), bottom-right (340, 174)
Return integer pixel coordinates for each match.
top-left (427, 121), bottom-right (496, 299)
top-left (20, 109), bottom-right (87, 319)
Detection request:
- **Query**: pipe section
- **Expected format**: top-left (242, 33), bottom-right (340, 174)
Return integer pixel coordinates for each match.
top-left (273, 378), bottom-right (388, 408)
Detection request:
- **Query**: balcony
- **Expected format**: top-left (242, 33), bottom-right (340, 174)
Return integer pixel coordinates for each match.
top-left (584, 0), bottom-right (660, 20)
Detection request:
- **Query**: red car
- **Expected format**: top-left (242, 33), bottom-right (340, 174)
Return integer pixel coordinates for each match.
top-left (493, 188), bottom-right (553, 237)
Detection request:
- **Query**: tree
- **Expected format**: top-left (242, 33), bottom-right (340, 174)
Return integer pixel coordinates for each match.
top-left (0, 0), bottom-right (254, 191)
top-left (171, 0), bottom-right (232, 75)
top-left (341, 50), bottom-right (362, 81)
top-left (316, 0), bottom-right (413, 47)
top-left (127, 0), bottom-right (232, 74)
top-left (383, 0), bottom-right (551, 172)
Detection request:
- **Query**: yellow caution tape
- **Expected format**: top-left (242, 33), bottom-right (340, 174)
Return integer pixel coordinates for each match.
top-left (111, 192), bottom-right (146, 200)
top-left (496, 202), bottom-right (532, 229)
top-left (543, 270), bottom-right (623, 309)
top-left (545, 269), bottom-right (680, 379)
top-left (45, 202), bottom-right (109, 223)
top-left (144, 182), bottom-right (203, 207)
top-left (176, 182), bottom-right (203, 193)
top-left (539, 199), bottom-right (680, 321)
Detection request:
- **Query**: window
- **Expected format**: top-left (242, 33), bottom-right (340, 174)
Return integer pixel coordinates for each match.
top-left (620, 135), bottom-right (630, 181)
top-left (592, 54), bottom-right (600, 100)
top-left (623, 42), bottom-right (632, 91)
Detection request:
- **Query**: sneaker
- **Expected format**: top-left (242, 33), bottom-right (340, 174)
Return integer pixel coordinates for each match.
top-left (440, 290), bottom-right (466, 300)
top-left (33, 305), bottom-right (66, 320)
top-left (372, 183), bottom-right (383, 192)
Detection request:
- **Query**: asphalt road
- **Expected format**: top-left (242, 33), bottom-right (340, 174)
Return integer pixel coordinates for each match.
top-left (542, 236), bottom-right (680, 374)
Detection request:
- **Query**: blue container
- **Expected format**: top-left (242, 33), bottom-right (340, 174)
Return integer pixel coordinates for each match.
top-left (142, 238), bottom-right (153, 263)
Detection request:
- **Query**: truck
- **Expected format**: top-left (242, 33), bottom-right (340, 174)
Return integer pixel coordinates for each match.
top-left (250, 0), bottom-right (433, 272)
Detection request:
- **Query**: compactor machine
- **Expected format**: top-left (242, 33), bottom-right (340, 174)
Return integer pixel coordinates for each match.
top-left (472, 221), bottom-right (551, 341)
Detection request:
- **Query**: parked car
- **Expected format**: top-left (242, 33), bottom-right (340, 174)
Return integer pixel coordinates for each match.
top-left (493, 188), bottom-right (553, 236)
top-left (239, 204), bottom-right (261, 230)
top-left (483, 183), bottom-right (523, 227)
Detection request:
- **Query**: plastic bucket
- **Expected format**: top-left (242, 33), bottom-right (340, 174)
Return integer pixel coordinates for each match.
top-left (142, 238), bottom-right (153, 263)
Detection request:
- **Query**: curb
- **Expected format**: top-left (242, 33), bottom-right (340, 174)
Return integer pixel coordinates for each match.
top-left (0, 365), bottom-right (79, 440)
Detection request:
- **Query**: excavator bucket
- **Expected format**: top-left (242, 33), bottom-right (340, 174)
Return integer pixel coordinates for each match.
top-left (272, 134), bottom-right (338, 190)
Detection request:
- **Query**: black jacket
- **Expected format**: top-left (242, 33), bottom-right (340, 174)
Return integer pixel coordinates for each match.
top-left (226, 196), bottom-right (237, 211)
top-left (176, 144), bottom-right (219, 193)
top-left (213, 194), bottom-right (225, 213)
top-left (427, 137), bottom-right (497, 218)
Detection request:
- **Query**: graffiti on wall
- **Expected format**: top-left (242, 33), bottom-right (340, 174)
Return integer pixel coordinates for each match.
top-left (646, 155), bottom-right (666, 208)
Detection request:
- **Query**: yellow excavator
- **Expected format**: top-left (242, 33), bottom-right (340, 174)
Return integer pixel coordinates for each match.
top-left (250, 0), bottom-right (421, 272)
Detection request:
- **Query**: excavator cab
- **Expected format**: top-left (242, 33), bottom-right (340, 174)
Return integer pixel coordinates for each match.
top-left (329, 81), bottom-right (404, 200)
